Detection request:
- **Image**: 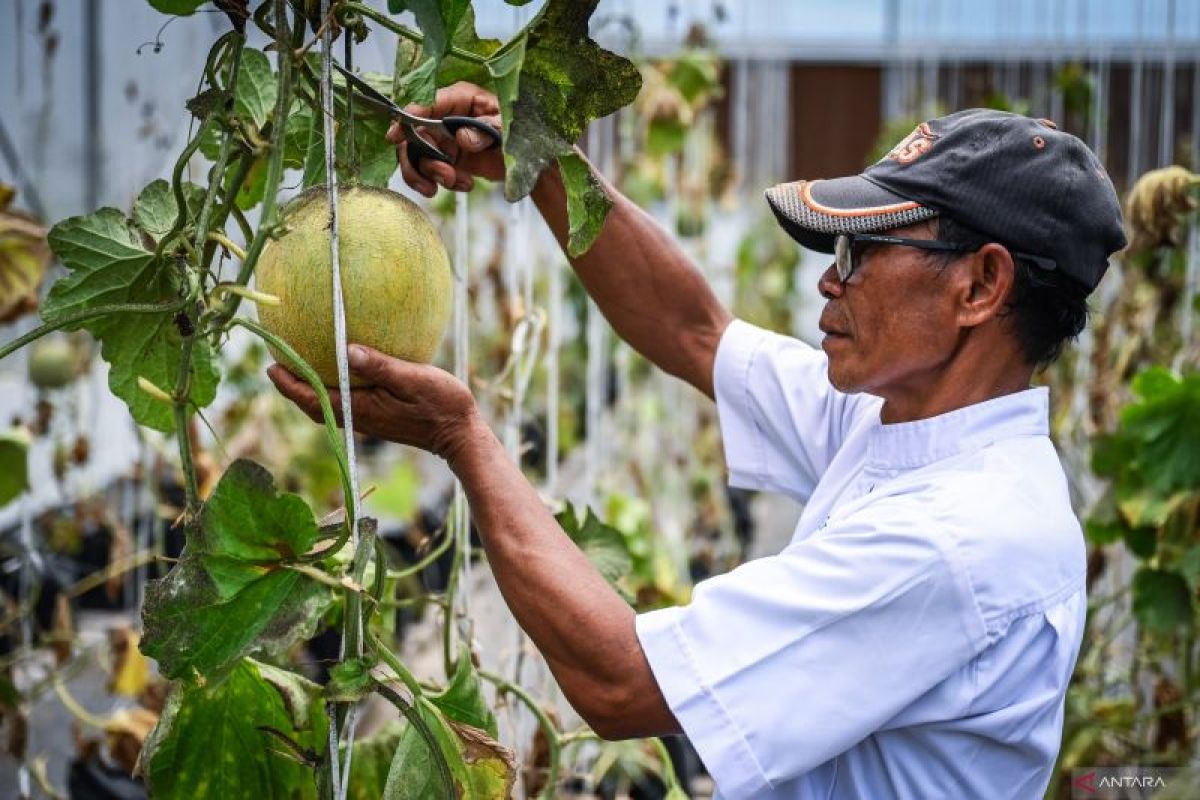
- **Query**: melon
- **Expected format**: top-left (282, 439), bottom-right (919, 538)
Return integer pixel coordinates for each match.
top-left (255, 185), bottom-right (453, 387)
top-left (28, 337), bottom-right (77, 389)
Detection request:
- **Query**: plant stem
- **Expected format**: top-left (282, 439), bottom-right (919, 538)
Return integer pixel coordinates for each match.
top-left (386, 526), bottom-right (454, 581)
top-left (210, 9), bottom-right (294, 328)
top-left (0, 299), bottom-right (188, 362)
top-left (230, 318), bottom-right (352, 506)
top-left (366, 628), bottom-right (423, 699)
top-left (340, 2), bottom-right (489, 65)
top-left (173, 336), bottom-right (200, 516)
top-left (206, 231), bottom-right (248, 261)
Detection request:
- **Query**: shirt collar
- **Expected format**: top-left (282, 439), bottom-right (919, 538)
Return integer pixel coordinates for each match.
top-left (865, 386), bottom-right (1049, 471)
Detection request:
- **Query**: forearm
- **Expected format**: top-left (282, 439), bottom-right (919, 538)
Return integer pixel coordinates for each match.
top-left (447, 417), bottom-right (678, 738)
top-left (531, 150), bottom-right (732, 397)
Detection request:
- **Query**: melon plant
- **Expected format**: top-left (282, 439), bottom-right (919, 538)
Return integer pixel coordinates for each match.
top-left (0, 1), bottom-right (661, 798)
top-left (255, 185), bottom-right (453, 386)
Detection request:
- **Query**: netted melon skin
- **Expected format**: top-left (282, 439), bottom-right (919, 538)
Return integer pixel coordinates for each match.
top-left (256, 185), bottom-right (453, 387)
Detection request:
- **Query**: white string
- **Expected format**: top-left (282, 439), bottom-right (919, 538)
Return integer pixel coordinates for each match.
top-left (320, 2), bottom-right (363, 796)
top-left (545, 257), bottom-right (562, 494)
top-left (453, 189), bottom-right (472, 625)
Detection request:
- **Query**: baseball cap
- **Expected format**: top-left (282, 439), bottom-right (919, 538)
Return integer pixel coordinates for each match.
top-left (764, 108), bottom-right (1127, 291)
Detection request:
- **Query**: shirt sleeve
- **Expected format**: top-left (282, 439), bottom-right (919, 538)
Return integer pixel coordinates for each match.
top-left (713, 319), bottom-right (878, 502)
top-left (635, 510), bottom-right (988, 798)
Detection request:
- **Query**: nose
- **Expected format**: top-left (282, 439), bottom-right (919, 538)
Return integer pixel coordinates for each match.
top-left (818, 262), bottom-right (844, 300)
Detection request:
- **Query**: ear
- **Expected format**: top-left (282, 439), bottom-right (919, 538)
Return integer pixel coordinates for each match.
top-left (955, 243), bottom-right (1015, 328)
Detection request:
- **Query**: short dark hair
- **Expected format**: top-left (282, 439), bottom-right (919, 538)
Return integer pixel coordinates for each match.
top-left (933, 216), bottom-right (1091, 369)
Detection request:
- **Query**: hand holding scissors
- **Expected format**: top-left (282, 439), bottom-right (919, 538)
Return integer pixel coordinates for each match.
top-left (333, 63), bottom-right (503, 182)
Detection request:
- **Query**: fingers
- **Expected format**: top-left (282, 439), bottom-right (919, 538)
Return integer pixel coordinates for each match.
top-left (267, 364), bottom-right (329, 424)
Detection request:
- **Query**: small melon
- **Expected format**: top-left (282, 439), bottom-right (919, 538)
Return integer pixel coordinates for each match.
top-left (255, 185), bottom-right (453, 387)
top-left (28, 337), bottom-right (77, 390)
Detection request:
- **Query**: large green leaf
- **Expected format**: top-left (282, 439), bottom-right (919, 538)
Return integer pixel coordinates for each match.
top-left (233, 48), bottom-right (278, 130)
top-left (1120, 369), bottom-right (1200, 495)
top-left (43, 183), bottom-right (219, 432)
top-left (383, 698), bottom-right (514, 800)
top-left (141, 459), bottom-right (332, 680)
top-left (429, 647), bottom-right (497, 737)
top-left (143, 659), bottom-right (325, 799)
top-left (1132, 568), bottom-right (1195, 634)
top-left (0, 428), bottom-right (29, 507)
top-left (488, 0), bottom-right (641, 253)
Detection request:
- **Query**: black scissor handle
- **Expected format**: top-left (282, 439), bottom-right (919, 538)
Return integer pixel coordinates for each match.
top-left (441, 116), bottom-right (502, 150)
top-left (406, 129), bottom-right (454, 176)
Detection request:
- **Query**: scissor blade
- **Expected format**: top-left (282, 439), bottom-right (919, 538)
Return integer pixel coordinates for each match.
top-left (332, 62), bottom-right (404, 118)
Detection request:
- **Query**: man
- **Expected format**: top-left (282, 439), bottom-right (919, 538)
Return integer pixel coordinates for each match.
top-left (269, 92), bottom-right (1126, 798)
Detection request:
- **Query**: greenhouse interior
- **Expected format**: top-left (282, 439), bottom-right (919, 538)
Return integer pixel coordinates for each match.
top-left (2, 0), bottom-right (1199, 798)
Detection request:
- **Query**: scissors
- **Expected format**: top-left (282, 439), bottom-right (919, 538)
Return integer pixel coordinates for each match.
top-left (332, 62), bottom-right (502, 174)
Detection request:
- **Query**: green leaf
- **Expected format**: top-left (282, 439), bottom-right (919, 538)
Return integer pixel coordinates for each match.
top-left (556, 503), bottom-right (634, 603)
top-left (1132, 568), bottom-right (1195, 633)
top-left (233, 48), bottom-right (278, 131)
top-left (437, 6), bottom-right (501, 87)
top-left (147, 0), bottom-right (207, 14)
top-left (301, 112), bottom-right (398, 189)
top-left (143, 659), bottom-right (326, 800)
top-left (489, 0), bottom-right (641, 204)
top-left (0, 428), bottom-right (29, 507)
top-left (43, 195), bottom-right (219, 433)
top-left (383, 699), bottom-right (514, 800)
top-left (131, 179), bottom-right (205, 242)
top-left (141, 460), bottom-right (332, 680)
top-left (344, 722), bottom-right (406, 800)
top-left (390, 1), bottom-right (470, 63)
top-left (429, 647), bottom-right (497, 737)
top-left (1119, 371), bottom-right (1200, 494)
top-left (557, 151), bottom-right (613, 257)
top-left (1180, 545), bottom-right (1200, 591)
top-left (383, 699), bottom-right (466, 800)
top-left (1121, 525), bottom-right (1158, 559)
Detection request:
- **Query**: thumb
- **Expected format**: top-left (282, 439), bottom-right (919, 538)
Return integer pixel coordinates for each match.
top-left (347, 344), bottom-right (397, 383)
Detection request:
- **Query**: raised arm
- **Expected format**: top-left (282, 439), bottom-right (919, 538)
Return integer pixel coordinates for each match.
top-left (392, 83), bottom-right (732, 398)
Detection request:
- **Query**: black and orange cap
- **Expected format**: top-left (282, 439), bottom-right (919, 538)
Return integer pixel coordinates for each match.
top-left (764, 109), bottom-right (1127, 292)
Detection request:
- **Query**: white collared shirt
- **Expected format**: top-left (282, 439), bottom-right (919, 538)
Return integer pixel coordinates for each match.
top-left (635, 320), bottom-right (1087, 799)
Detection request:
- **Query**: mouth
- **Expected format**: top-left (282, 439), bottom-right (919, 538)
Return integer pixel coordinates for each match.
top-left (819, 307), bottom-right (851, 339)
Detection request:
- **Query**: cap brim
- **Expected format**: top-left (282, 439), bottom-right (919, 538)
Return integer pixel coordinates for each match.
top-left (764, 175), bottom-right (939, 253)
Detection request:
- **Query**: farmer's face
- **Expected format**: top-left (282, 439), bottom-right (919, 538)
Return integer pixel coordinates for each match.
top-left (816, 220), bottom-right (965, 397)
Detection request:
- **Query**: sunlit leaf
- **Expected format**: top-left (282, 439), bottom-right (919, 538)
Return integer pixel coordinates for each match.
top-left (141, 460), bottom-right (332, 680)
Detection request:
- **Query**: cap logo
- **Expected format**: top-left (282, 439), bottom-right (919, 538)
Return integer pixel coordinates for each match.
top-left (887, 122), bottom-right (938, 164)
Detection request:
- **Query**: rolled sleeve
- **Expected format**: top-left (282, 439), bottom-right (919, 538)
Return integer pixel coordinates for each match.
top-left (713, 319), bottom-right (879, 503)
top-left (635, 510), bottom-right (987, 796)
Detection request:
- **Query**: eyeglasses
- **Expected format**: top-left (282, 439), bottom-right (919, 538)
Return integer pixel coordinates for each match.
top-left (833, 233), bottom-right (1057, 283)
